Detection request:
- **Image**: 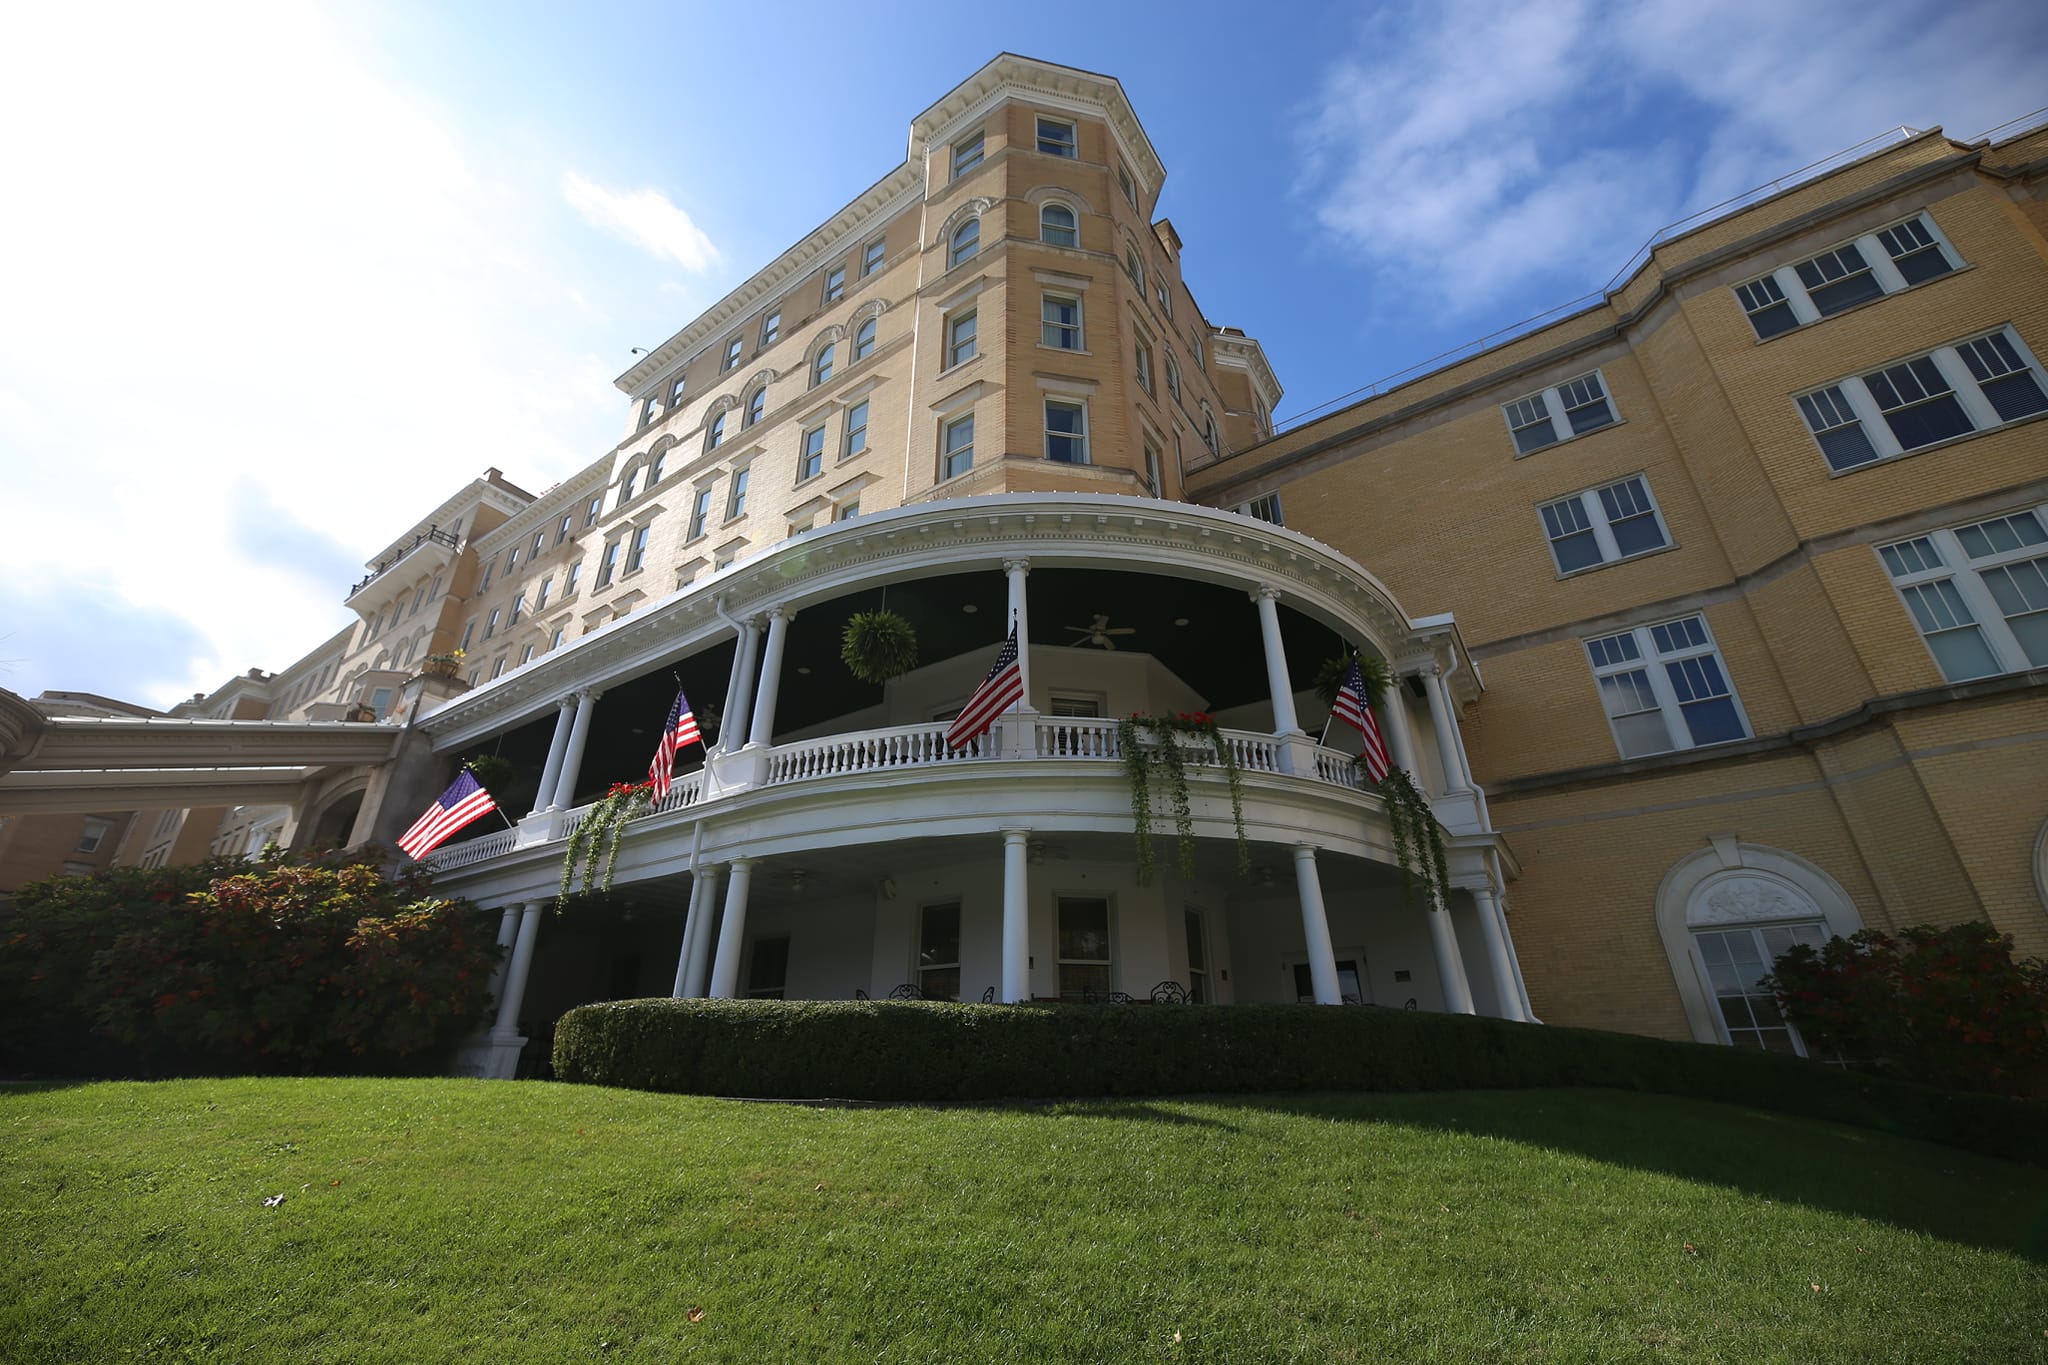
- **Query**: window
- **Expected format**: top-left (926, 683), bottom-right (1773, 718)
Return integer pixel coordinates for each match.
top-left (1155, 275), bottom-right (1170, 317)
top-left (918, 903), bottom-right (961, 1001)
top-left (799, 426), bottom-right (826, 481)
top-left (705, 411), bottom-right (726, 451)
top-left (1048, 693), bottom-right (1103, 718)
top-left (668, 376), bottom-right (687, 408)
top-left (746, 386), bottom-right (766, 427)
top-left (948, 217), bottom-right (979, 270)
top-left (1041, 293), bottom-right (1081, 350)
top-left (1143, 439), bottom-right (1163, 497)
top-left (837, 500), bottom-right (861, 521)
top-left (744, 937), bottom-right (789, 999)
top-left (714, 547), bottom-right (738, 572)
top-left (1184, 910), bottom-right (1208, 1004)
top-left (76, 817), bottom-right (113, 855)
top-left (549, 627), bottom-right (564, 651)
top-left (760, 310), bottom-right (781, 346)
top-left (1057, 896), bottom-right (1111, 1000)
top-left (595, 539), bottom-right (620, 587)
top-left (824, 264), bottom-right (846, 304)
top-left (1041, 203), bottom-right (1077, 247)
top-left (722, 337), bottom-right (742, 371)
top-left (1237, 493), bottom-right (1283, 525)
top-left (1126, 244), bottom-right (1144, 290)
top-left (726, 467), bottom-right (749, 519)
top-left (1045, 399), bottom-right (1088, 463)
top-left (1502, 371), bottom-right (1617, 454)
top-left (1203, 414), bottom-right (1219, 454)
top-left (1732, 213), bottom-right (1961, 340)
top-left (942, 412), bottom-right (974, 479)
top-left (535, 575), bottom-right (552, 611)
top-left (853, 316), bottom-right (877, 362)
top-left (585, 494), bottom-right (603, 527)
top-left (617, 469), bottom-right (637, 506)
top-left (638, 396), bottom-right (659, 429)
top-left (625, 526), bottom-right (650, 574)
top-left (1118, 164), bottom-right (1137, 210)
top-left (411, 583), bottom-right (428, 617)
top-left (811, 344), bottom-right (835, 388)
top-left (459, 621), bottom-right (474, 652)
top-left (564, 561), bottom-right (580, 595)
top-left (1585, 614), bottom-right (1749, 758)
top-left (1036, 116), bottom-right (1076, 158)
top-left (689, 488), bottom-right (713, 539)
top-left (951, 129), bottom-right (983, 179)
top-left (1797, 327), bottom-right (2048, 472)
top-left (519, 644), bottom-right (534, 666)
top-left (556, 513), bottom-right (573, 545)
top-left (1694, 922), bottom-right (1828, 1053)
top-left (945, 309), bottom-right (977, 368)
top-left (862, 237), bottom-right (886, 276)
top-left (483, 608), bottom-right (500, 640)
top-left (1538, 475), bottom-right (1670, 574)
top-left (1192, 332), bottom-right (1206, 371)
top-left (509, 592), bottom-right (526, 624)
top-left (505, 546), bottom-right (520, 574)
top-left (1165, 354), bottom-right (1180, 400)
top-left (843, 400), bottom-right (869, 458)
top-left (647, 447), bottom-right (666, 485)
top-left (1134, 338), bottom-right (1153, 394)
top-left (1880, 505), bottom-right (2048, 680)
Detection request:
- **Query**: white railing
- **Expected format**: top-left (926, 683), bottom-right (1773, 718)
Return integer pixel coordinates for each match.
top-left (646, 771), bottom-right (705, 816)
top-left (764, 721), bottom-right (990, 784)
top-left (1226, 732), bottom-right (1282, 774)
top-left (425, 825), bottom-right (518, 871)
top-left (1035, 716), bottom-right (1121, 758)
top-left (1313, 745), bottom-right (1369, 790)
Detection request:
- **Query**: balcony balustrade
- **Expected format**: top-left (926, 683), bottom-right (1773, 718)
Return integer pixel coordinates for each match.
top-left (346, 526), bottom-right (462, 602)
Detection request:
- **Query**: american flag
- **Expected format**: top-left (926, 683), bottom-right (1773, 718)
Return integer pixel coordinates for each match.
top-left (1331, 657), bottom-right (1392, 783)
top-left (647, 687), bottom-right (703, 801)
top-left (396, 771), bottom-right (499, 859)
top-left (945, 627), bottom-right (1023, 751)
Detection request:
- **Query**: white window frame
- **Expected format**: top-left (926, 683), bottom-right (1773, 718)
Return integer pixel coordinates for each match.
top-left (535, 575), bottom-right (552, 611)
top-left (942, 412), bottom-right (975, 480)
top-left (1501, 369), bottom-right (1618, 455)
top-left (1041, 292), bottom-right (1082, 351)
top-left (1236, 493), bottom-right (1283, 526)
top-left (726, 466), bottom-right (750, 520)
top-left (1732, 212), bottom-right (1963, 340)
top-left (722, 337), bottom-right (742, 371)
top-left (1537, 474), bottom-right (1672, 576)
top-left (76, 817), bottom-right (113, 854)
top-left (1143, 439), bottom-right (1163, 498)
top-left (745, 385), bottom-right (766, 427)
top-left (1134, 337), bottom-right (1153, 394)
top-left (483, 607), bottom-right (500, 640)
top-left (1040, 202), bottom-right (1078, 248)
top-left (625, 525), bottom-right (650, 574)
top-left (810, 343), bottom-right (835, 388)
top-left (916, 902), bottom-right (962, 1002)
top-left (945, 308), bottom-right (978, 369)
top-left (1055, 894), bottom-right (1114, 1001)
top-left (1796, 325), bottom-right (2048, 474)
top-left (1036, 116), bottom-right (1077, 158)
top-left (843, 400), bottom-right (869, 459)
top-left (853, 316), bottom-right (877, 361)
top-left (951, 130), bottom-right (984, 180)
top-left (705, 411), bottom-right (726, 451)
top-left (1125, 244), bottom-right (1144, 290)
top-left (1045, 398), bottom-right (1089, 464)
top-left (760, 310), bottom-right (781, 346)
top-left (1165, 354), bottom-right (1181, 400)
top-left (1118, 164), bottom-right (1138, 210)
top-left (1584, 614), bottom-right (1751, 759)
top-left (595, 539), bottom-right (620, 587)
top-left (798, 425), bottom-right (826, 482)
top-left (1877, 501), bottom-right (2048, 681)
top-left (948, 218), bottom-right (979, 270)
top-left (823, 264), bottom-right (846, 304)
top-left (862, 237), bottom-right (886, 276)
top-left (689, 487), bottom-right (714, 540)
top-left (667, 376), bottom-right (687, 409)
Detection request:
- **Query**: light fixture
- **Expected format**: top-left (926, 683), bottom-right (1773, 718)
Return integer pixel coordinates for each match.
top-left (1174, 617), bottom-right (1190, 626)
top-left (789, 869), bottom-right (809, 893)
top-left (796, 665), bottom-right (812, 675)
top-left (962, 603), bottom-right (979, 614)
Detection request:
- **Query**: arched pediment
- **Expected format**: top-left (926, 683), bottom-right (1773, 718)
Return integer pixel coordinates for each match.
top-left (1024, 184), bottom-right (1094, 214)
top-left (938, 196), bottom-right (995, 245)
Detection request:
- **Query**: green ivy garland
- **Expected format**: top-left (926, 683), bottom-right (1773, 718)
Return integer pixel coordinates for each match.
top-left (840, 609), bottom-right (919, 684)
top-left (559, 780), bottom-right (653, 902)
top-left (1116, 712), bottom-right (1250, 885)
top-left (1376, 766), bottom-right (1452, 914)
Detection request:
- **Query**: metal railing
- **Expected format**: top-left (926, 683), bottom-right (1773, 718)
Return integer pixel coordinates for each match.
top-left (346, 526), bottom-right (462, 600)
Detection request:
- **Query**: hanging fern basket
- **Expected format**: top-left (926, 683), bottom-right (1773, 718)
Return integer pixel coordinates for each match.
top-left (1117, 713), bottom-right (1250, 886)
top-left (1313, 652), bottom-right (1392, 707)
top-left (841, 609), bottom-right (919, 684)
top-left (559, 781), bottom-right (653, 902)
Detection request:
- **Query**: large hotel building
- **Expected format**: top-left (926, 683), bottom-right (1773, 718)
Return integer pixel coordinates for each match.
top-left (3, 56), bottom-right (2043, 1075)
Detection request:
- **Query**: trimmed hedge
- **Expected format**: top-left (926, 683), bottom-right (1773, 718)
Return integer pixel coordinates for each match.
top-left (553, 999), bottom-right (2048, 1166)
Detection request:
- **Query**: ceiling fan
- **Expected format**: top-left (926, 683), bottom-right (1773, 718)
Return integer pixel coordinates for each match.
top-left (1065, 613), bottom-right (1137, 650)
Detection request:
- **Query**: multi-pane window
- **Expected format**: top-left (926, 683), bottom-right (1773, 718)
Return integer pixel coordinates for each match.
top-left (942, 412), bottom-right (974, 480)
top-left (843, 401), bottom-right (869, 459)
top-left (535, 575), bottom-right (552, 611)
top-left (595, 539), bottom-right (620, 587)
top-left (556, 513), bottom-right (573, 545)
top-left (1694, 922), bottom-right (1828, 1053)
top-left (824, 265), bottom-right (846, 304)
top-left (625, 525), bottom-right (650, 574)
top-left (1731, 213), bottom-right (1961, 340)
top-left (76, 817), bottom-right (113, 854)
top-left (639, 396), bottom-right (658, 428)
top-left (689, 488), bottom-right (713, 540)
top-left (811, 343), bottom-right (835, 387)
top-left (1166, 355), bottom-right (1180, 400)
top-left (509, 592), bottom-right (526, 624)
top-left (617, 470), bottom-right (638, 506)
top-left (1041, 203), bottom-right (1077, 247)
top-left (1880, 505), bottom-right (2048, 680)
top-left (549, 627), bottom-right (564, 651)
top-left (1538, 475), bottom-right (1670, 574)
top-left (1796, 327), bottom-right (2048, 472)
top-left (946, 309), bottom-right (977, 368)
top-left (564, 562), bottom-right (580, 595)
top-left (1184, 910), bottom-right (1208, 1004)
top-left (853, 317), bottom-right (877, 362)
top-left (1057, 896), bottom-right (1112, 1001)
top-left (722, 337), bottom-right (742, 371)
top-left (647, 448), bottom-right (666, 485)
top-left (1126, 245), bottom-right (1145, 289)
top-left (1155, 275), bottom-right (1170, 317)
top-left (746, 386), bottom-right (766, 427)
top-left (1237, 493), bottom-right (1283, 525)
top-left (668, 376), bottom-right (687, 408)
top-left (1502, 371), bottom-right (1617, 454)
top-left (744, 937), bottom-right (789, 999)
top-left (799, 426), bottom-right (826, 481)
top-left (948, 218), bottom-right (979, 269)
top-left (505, 546), bottom-right (520, 574)
top-left (862, 237), bottom-right (886, 276)
top-left (1118, 165), bottom-right (1138, 210)
top-left (1143, 440), bottom-right (1163, 498)
top-left (585, 494), bottom-right (603, 527)
top-left (760, 310), bottom-right (781, 346)
top-left (1134, 338), bottom-right (1153, 393)
top-left (918, 903), bottom-right (961, 1001)
top-left (1585, 614), bottom-right (1748, 758)
top-left (705, 411), bottom-right (726, 450)
top-left (951, 130), bottom-right (984, 179)
top-left (1042, 293), bottom-right (1082, 349)
top-left (726, 467), bottom-right (750, 519)
top-left (1045, 399), bottom-right (1088, 463)
top-left (837, 500), bottom-right (860, 521)
top-left (518, 644), bottom-right (534, 666)
top-left (1036, 117), bottom-right (1076, 157)
top-left (483, 607), bottom-right (500, 639)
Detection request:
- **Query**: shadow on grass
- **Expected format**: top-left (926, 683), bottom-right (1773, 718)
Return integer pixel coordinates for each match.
top-left (1176, 1088), bottom-right (2048, 1262)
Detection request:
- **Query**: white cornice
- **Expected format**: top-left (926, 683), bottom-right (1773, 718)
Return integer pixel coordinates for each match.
top-left (472, 456), bottom-right (612, 554)
top-left (908, 55), bottom-right (1167, 203)
top-left (1212, 334), bottom-right (1284, 411)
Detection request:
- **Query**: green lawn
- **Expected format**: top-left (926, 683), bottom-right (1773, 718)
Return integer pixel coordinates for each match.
top-left (4, 1080), bottom-right (2044, 1363)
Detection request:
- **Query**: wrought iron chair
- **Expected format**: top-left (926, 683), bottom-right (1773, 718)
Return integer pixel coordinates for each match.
top-left (854, 989), bottom-right (870, 1000)
top-left (1105, 990), bottom-right (1135, 1005)
top-left (887, 983), bottom-right (923, 1000)
top-left (1404, 998), bottom-right (1418, 1011)
top-left (1341, 992), bottom-right (1364, 1006)
top-left (980, 985), bottom-right (996, 1003)
top-left (1150, 980), bottom-right (1189, 1004)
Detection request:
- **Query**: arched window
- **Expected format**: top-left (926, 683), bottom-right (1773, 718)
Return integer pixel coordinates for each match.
top-left (706, 411), bottom-right (726, 451)
top-left (948, 218), bottom-right (980, 269)
top-left (618, 467), bottom-right (639, 506)
top-left (1040, 203), bottom-right (1077, 248)
top-left (853, 316), bottom-right (877, 362)
top-left (1204, 414), bottom-right (1219, 454)
top-left (812, 343), bottom-right (835, 388)
top-left (746, 386), bottom-right (767, 427)
top-left (647, 445), bottom-right (667, 484)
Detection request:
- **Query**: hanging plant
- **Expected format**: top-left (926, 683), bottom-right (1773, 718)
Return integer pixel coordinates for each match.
top-left (1312, 652), bottom-right (1392, 707)
top-left (841, 609), bottom-right (919, 684)
top-left (559, 780), bottom-right (653, 902)
top-left (1116, 712), bottom-right (1250, 885)
top-left (1375, 766), bottom-right (1452, 915)
top-left (461, 753), bottom-right (515, 791)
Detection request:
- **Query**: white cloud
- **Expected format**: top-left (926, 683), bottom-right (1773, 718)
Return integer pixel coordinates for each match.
top-left (561, 171), bottom-right (721, 272)
top-left (1298, 0), bottom-right (2047, 316)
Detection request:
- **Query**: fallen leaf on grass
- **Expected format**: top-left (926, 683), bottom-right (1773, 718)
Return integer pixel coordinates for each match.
top-left (686, 1308), bottom-right (705, 1324)
top-left (1683, 1242), bottom-right (1698, 1257)
top-left (814, 1183), bottom-right (825, 1193)
top-left (1810, 1283), bottom-right (1823, 1293)
top-left (263, 1194), bottom-right (285, 1208)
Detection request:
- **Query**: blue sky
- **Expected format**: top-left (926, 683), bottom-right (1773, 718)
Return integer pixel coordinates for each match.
top-left (1, 0), bottom-right (2041, 709)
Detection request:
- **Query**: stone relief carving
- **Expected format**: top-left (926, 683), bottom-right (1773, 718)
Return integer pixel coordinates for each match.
top-left (1689, 874), bottom-right (1816, 927)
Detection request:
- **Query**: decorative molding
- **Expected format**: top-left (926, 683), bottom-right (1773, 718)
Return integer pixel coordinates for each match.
top-left (938, 196), bottom-right (996, 245)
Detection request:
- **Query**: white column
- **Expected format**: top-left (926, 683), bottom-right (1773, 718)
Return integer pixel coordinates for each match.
top-left (1421, 664), bottom-right (1475, 795)
top-left (684, 863), bottom-right (724, 997)
top-left (1381, 676), bottom-right (1423, 784)
top-left (746, 607), bottom-right (793, 748)
top-left (708, 858), bottom-right (756, 998)
top-left (1004, 559), bottom-right (1033, 708)
top-left (1470, 883), bottom-right (1526, 1021)
top-left (491, 901), bottom-right (545, 1037)
top-left (721, 619), bottom-right (763, 755)
top-left (530, 696), bottom-right (577, 816)
top-left (672, 874), bottom-right (708, 997)
top-left (485, 903), bottom-right (521, 1001)
top-left (1001, 827), bottom-right (1031, 1002)
top-left (1252, 586), bottom-right (1303, 736)
top-left (1291, 844), bottom-right (1340, 1005)
top-left (548, 688), bottom-right (601, 810)
top-left (1424, 900), bottom-right (1477, 1015)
